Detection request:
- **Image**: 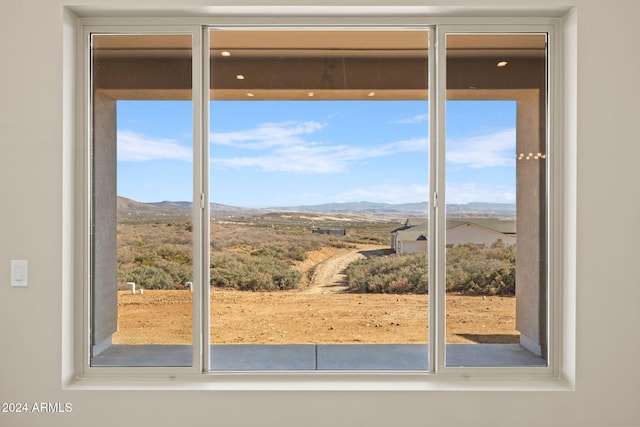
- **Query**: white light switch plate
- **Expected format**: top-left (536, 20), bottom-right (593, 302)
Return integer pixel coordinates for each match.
top-left (11, 260), bottom-right (28, 287)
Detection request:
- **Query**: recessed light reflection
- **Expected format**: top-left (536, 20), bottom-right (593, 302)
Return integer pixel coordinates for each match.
top-left (368, 92), bottom-right (376, 97)
top-left (517, 152), bottom-right (546, 160)
top-left (236, 74), bottom-right (245, 80)
top-left (497, 60), bottom-right (509, 67)
top-left (221, 51), bottom-right (231, 57)
top-left (247, 93), bottom-right (254, 97)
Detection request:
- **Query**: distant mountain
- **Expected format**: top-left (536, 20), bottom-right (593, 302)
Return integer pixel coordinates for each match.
top-left (271, 201), bottom-right (515, 217)
top-left (117, 196), bottom-right (191, 219)
top-left (149, 201), bottom-right (192, 209)
top-left (211, 203), bottom-right (263, 215)
top-left (270, 201), bottom-right (430, 216)
top-left (117, 196), bottom-right (515, 219)
top-left (117, 196), bottom-right (262, 219)
top-left (446, 202), bottom-right (516, 217)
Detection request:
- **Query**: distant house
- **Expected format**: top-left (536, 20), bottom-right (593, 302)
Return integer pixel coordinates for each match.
top-left (389, 218), bottom-right (427, 252)
top-left (312, 227), bottom-right (346, 236)
top-left (390, 219), bottom-right (516, 254)
top-left (446, 220), bottom-right (516, 247)
top-left (394, 226), bottom-right (428, 254)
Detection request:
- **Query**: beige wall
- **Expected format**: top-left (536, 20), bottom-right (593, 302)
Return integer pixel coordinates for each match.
top-left (398, 239), bottom-right (428, 254)
top-left (1, 2), bottom-right (639, 427)
top-left (396, 225), bottom-right (516, 252)
top-left (446, 224), bottom-right (516, 247)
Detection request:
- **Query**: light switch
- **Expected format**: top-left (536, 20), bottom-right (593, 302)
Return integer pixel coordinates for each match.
top-left (11, 260), bottom-right (28, 287)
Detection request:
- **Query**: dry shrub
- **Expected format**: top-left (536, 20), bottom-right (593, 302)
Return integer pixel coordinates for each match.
top-left (345, 253), bottom-right (428, 294)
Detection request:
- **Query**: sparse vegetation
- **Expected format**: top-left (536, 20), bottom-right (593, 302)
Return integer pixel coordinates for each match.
top-left (446, 242), bottom-right (516, 295)
top-left (210, 252), bottom-right (301, 291)
top-left (113, 200), bottom-right (520, 346)
top-left (117, 212), bottom-right (515, 295)
top-left (117, 220), bottom-right (193, 290)
top-left (117, 213), bottom-right (388, 291)
top-left (345, 242), bottom-right (515, 295)
top-left (346, 253), bottom-right (428, 294)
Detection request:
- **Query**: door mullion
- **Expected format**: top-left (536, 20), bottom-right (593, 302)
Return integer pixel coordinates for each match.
top-left (433, 26), bottom-right (448, 373)
top-left (201, 26), bottom-right (211, 372)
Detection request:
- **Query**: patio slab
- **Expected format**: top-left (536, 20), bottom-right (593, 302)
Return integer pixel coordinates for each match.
top-left (91, 343), bottom-right (546, 369)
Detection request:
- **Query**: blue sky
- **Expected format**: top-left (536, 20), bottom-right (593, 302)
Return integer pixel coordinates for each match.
top-left (116, 99), bottom-right (516, 206)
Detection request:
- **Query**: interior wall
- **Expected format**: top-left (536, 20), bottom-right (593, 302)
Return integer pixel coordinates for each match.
top-left (0, 1), bottom-right (639, 426)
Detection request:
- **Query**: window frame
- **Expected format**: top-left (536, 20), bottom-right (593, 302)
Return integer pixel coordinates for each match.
top-left (73, 13), bottom-right (569, 389)
top-left (434, 24), bottom-right (559, 376)
top-left (80, 24), bottom-right (206, 376)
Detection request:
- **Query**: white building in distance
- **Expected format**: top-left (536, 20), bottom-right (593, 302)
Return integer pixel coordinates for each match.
top-left (391, 218), bottom-right (516, 254)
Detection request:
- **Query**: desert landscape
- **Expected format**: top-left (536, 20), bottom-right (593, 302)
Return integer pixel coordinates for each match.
top-left (112, 201), bottom-right (520, 346)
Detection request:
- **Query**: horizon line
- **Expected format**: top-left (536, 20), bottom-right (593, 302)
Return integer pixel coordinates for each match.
top-left (117, 195), bottom-right (516, 208)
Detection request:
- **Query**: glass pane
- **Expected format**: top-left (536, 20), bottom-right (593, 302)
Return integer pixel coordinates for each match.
top-left (90, 34), bottom-right (194, 367)
top-left (209, 29), bottom-right (429, 370)
top-left (444, 34), bottom-right (547, 367)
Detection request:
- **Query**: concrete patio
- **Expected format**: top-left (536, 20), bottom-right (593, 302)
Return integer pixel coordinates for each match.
top-left (92, 343), bottom-right (546, 369)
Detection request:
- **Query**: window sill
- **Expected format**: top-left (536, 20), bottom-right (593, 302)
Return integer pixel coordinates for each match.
top-left (67, 370), bottom-right (571, 392)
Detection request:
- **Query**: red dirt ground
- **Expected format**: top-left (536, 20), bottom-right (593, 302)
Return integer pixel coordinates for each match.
top-left (113, 289), bottom-right (518, 345)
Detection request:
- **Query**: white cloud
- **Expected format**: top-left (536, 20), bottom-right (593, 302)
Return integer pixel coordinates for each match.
top-left (212, 138), bottom-right (427, 174)
top-left (393, 114), bottom-right (429, 125)
top-left (117, 130), bottom-right (191, 162)
top-left (447, 128), bottom-right (516, 168)
top-left (211, 120), bottom-right (428, 174)
top-left (210, 121), bottom-right (325, 149)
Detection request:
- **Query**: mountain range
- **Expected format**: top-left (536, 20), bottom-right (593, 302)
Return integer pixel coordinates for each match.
top-left (117, 196), bottom-right (515, 219)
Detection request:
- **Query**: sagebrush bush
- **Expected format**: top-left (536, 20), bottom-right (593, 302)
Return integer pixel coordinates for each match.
top-left (119, 265), bottom-right (175, 290)
top-left (250, 244), bottom-right (308, 263)
top-left (345, 243), bottom-right (516, 295)
top-left (210, 252), bottom-right (301, 291)
top-left (445, 243), bottom-right (515, 295)
top-left (345, 252), bottom-right (428, 294)
top-left (118, 222), bottom-right (193, 290)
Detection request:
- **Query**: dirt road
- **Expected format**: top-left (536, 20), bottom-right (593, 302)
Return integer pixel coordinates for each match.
top-left (304, 245), bottom-right (391, 294)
